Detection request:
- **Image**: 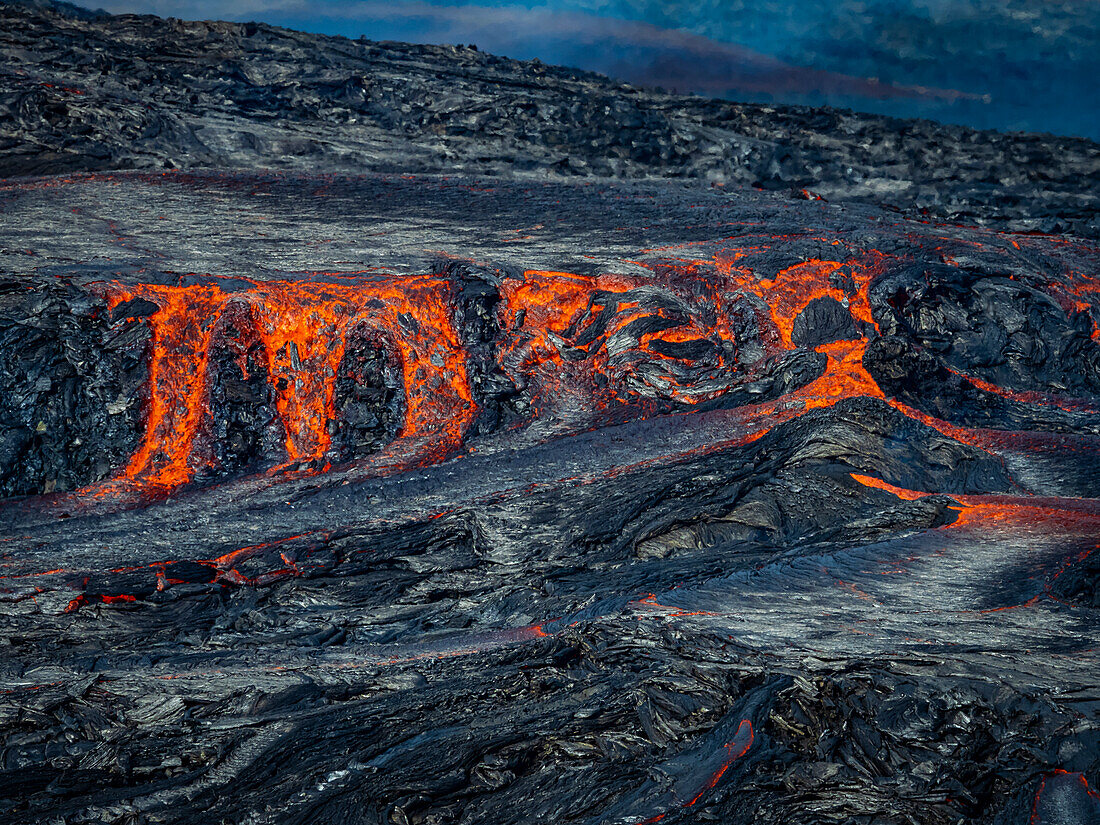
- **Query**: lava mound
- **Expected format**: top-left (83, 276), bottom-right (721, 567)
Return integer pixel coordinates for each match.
top-left (3, 176), bottom-right (1096, 506)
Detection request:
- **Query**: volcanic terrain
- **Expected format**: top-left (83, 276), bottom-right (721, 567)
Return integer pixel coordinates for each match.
top-left (1, 3), bottom-right (1100, 824)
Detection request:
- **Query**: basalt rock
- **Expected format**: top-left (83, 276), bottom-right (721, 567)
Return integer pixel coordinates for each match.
top-left (0, 280), bottom-right (149, 497)
top-left (1, 6), bottom-right (1099, 825)
top-left (1, 0), bottom-right (1099, 238)
top-left (0, 169), bottom-right (1097, 825)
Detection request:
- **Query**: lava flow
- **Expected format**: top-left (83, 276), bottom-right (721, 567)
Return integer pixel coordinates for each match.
top-left (92, 274), bottom-right (475, 495)
top-left (66, 227), bottom-right (1100, 507)
top-left (3, 164), bottom-right (1100, 825)
top-left (4, 6), bottom-right (1100, 816)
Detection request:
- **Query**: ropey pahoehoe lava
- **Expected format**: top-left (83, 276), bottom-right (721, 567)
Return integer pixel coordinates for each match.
top-left (2, 6), bottom-right (1100, 825)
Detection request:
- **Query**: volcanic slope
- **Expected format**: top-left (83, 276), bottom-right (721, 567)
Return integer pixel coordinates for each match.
top-left (4, 2), bottom-right (1100, 824)
top-left (1, 0), bottom-right (1099, 238)
top-left (1, 170), bottom-right (1099, 825)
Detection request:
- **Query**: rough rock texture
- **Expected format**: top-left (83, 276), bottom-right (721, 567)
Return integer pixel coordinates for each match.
top-left (1, 0), bottom-right (1099, 238)
top-left (0, 281), bottom-right (149, 497)
top-left (1, 171), bottom-right (1098, 825)
top-left (1, 5), bottom-right (1099, 825)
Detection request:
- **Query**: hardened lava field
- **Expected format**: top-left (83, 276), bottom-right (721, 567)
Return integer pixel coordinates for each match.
top-left (0, 169), bottom-right (1098, 825)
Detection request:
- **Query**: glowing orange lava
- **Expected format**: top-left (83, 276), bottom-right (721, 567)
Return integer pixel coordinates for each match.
top-left (850, 472), bottom-right (1100, 530)
top-left (94, 275), bottom-right (475, 495)
top-left (77, 235), bottom-right (1099, 502)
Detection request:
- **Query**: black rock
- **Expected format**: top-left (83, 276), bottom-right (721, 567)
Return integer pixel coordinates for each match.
top-left (0, 5), bottom-right (1098, 825)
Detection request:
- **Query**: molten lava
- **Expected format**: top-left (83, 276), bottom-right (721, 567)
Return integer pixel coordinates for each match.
top-left (80, 235), bottom-right (1099, 505)
top-left (95, 275), bottom-right (475, 495)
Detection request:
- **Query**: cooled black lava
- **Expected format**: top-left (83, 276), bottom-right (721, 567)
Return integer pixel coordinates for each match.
top-left (1, 5), bottom-right (1099, 824)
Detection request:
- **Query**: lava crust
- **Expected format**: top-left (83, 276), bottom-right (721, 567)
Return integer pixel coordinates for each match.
top-left (2, 1), bottom-right (1099, 238)
top-left (2, 6), bottom-right (1100, 825)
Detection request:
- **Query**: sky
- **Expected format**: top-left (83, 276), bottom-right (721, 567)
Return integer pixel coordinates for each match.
top-left (80, 0), bottom-right (1100, 140)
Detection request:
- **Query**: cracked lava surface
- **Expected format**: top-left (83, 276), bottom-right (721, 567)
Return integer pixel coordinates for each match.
top-left (1, 171), bottom-right (1099, 824)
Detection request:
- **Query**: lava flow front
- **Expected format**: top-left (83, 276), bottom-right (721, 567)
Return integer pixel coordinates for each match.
top-left (1, 171), bottom-right (1099, 825)
top-left (70, 229), bottom-right (1098, 507)
top-left (92, 274), bottom-right (475, 496)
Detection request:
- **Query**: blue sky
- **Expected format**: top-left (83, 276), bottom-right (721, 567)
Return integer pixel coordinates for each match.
top-left (82, 0), bottom-right (1100, 139)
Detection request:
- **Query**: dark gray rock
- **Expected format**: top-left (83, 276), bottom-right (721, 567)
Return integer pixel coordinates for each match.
top-left (0, 6), bottom-right (1098, 825)
top-left (1, 0), bottom-right (1098, 237)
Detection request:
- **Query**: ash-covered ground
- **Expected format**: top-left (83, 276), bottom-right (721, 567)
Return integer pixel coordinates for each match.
top-left (2, 4), bottom-right (1100, 825)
